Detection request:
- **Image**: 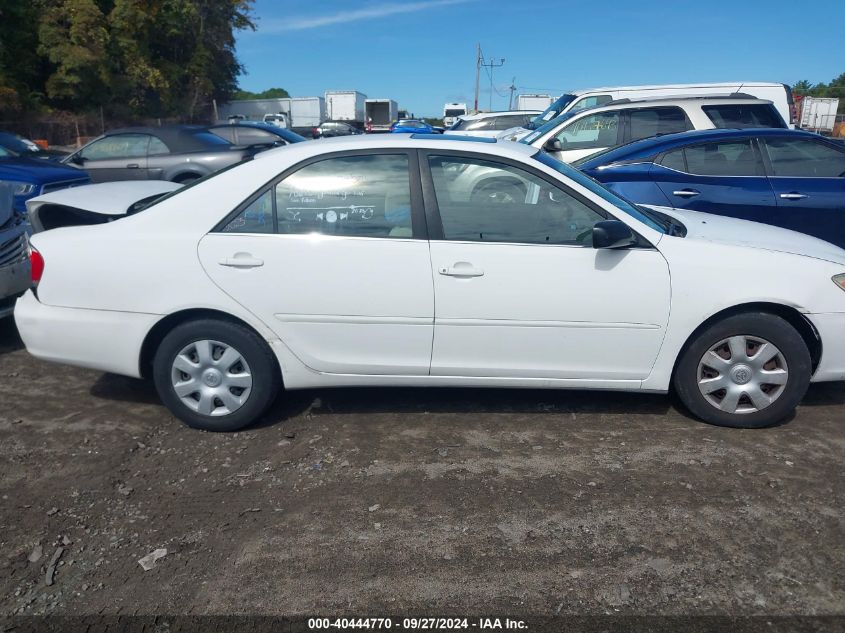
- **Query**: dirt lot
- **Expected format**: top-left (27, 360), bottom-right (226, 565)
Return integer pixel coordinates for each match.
top-left (0, 315), bottom-right (843, 620)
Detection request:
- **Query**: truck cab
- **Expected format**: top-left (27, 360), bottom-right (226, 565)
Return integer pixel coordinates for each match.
top-left (443, 103), bottom-right (468, 128)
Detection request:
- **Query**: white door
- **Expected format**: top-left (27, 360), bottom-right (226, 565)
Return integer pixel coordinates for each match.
top-left (424, 153), bottom-right (671, 381)
top-left (199, 152), bottom-right (434, 375)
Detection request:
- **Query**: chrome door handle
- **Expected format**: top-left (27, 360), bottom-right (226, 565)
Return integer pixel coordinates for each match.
top-left (439, 263), bottom-right (484, 277)
top-left (672, 189), bottom-right (700, 198)
top-left (780, 193), bottom-right (808, 200)
top-left (219, 254), bottom-right (264, 268)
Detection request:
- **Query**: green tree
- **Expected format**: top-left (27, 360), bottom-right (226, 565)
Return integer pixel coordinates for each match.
top-left (234, 87), bottom-right (291, 100)
top-left (37, 0), bottom-right (111, 108)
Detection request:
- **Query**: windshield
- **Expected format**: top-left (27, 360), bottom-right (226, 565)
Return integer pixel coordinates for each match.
top-left (527, 94), bottom-right (576, 129)
top-left (533, 150), bottom-right (667, 233)
top-left (444, 109), bottom-right (466, 117)
top-left (519, 112), bottom-right (577, 145)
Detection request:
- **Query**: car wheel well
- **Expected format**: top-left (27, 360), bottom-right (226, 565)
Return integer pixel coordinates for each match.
top-left (671, 302), bottom-right (822, 382)
top-left (139, 309), bottom-right (278, 379)
top-left (172, 172), bottom-right (202, 184)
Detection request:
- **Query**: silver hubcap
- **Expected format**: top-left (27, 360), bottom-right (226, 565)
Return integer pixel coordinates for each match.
top-left (170, 340), bottom-right (252, 416)
top-left (697, 335), bottom-right (789, 414)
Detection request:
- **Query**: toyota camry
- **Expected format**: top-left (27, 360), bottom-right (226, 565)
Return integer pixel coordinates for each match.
top-left (14, 134), bottom-right (845, 431)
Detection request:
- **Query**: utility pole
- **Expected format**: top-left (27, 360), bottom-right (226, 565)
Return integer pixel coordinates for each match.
top-left (481, 56), bottom-right (505, 111)
top-left (508, 77), bottom-right (517, 110)
top-left (473, 43), bottom-right (482, 113)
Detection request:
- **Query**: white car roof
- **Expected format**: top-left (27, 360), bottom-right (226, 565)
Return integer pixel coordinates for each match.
top-left (252, 133), bottom-right (539, 162)
top-left (456, 110), bottom-right (541, 122)
top-left (562, 95), bottom-right (774, 115)
top-left (568, 82), bottom-right (785, 95)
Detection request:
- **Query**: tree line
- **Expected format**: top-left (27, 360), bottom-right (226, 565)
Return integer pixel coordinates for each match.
top-left (793, 73), bottom-right (845, 113)
top-left (0, 0), bottom-right (255, 121)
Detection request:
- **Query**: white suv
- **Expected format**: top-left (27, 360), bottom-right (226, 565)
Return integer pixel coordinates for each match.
top-left (502, 95), bottom-right (787, 163)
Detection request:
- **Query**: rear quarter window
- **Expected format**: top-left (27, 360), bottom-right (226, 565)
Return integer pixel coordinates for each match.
top-left (702, 104), bottom-right (786, 129)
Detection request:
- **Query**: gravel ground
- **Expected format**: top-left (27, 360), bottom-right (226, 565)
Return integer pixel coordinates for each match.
top-left (0, 316), bottom-right (843, 621)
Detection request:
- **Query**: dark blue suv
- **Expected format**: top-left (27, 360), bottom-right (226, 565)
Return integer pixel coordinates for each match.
top-left (576, 128), bottom-right (845, 248)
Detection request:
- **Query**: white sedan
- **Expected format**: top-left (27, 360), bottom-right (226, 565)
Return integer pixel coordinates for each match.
top-left (14, 135), bottom-right (845, 431)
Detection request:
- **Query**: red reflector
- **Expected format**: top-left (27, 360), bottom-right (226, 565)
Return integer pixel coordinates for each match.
top-left (30, 248), bottom-right (44, 284)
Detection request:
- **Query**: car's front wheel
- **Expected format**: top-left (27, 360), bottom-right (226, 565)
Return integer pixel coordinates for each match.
top-left (153, 319), bottom-right (280, 431)
top-left (673, 313), bottom-right (812, 428)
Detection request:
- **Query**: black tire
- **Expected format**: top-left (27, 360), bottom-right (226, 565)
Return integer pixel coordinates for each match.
top-left (673, 312), bottom-right (811, 429)
top-left (152, 319), bottom-right (280, 431)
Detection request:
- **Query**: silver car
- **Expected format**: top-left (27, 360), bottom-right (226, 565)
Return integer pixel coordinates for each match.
top-left (63, 126), bottom-right (258, 184)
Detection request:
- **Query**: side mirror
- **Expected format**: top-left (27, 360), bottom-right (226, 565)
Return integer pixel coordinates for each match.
top-left (543, 137), bottom-right (565, 152)
top-left (69, 154), bottom-right (86, 165)
top-left (592, 220), bottom-right (637, 249)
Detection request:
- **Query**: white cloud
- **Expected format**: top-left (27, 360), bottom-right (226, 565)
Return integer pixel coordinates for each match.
top-left (260, 0), bottom-right (472, 32)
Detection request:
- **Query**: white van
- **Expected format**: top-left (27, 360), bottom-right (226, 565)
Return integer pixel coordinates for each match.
top-left (525, 82), bottom-right (796, 131)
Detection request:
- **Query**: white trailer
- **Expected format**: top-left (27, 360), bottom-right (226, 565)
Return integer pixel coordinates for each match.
top-left (326, 91), bottom-right (367, 126)
top-left (289, 97), bottom-right (326, 130)
top-left (218, 96), bottom-right (325, 133)
top-left (365, 99), bottom-right (398, 132)
top-left (516, 94), bottom-right (554, 111)
top-left (800, 96), bottom-right (840, 133)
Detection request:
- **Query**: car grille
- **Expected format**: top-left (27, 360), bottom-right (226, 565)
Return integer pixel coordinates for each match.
top-left (40, 178), bottom-right (90, 195)
top-left (0, 233), bottom-right (27, 267)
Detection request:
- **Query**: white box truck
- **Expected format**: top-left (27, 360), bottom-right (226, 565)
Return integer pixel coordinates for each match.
top-left (516, 94), bottom-right (554, 111)
top-left (289, 97), bottom-right (326, 131)
top-left (326, 91), bottom-right (367, 127)
top-left (799, 96), bottom-right (840, 132)
top-left (218, 96), bottom-right (325, 134)
top-left (443, 103), bottom-right (467, 127)
top-left (365, 99), bottom-right (398, 132)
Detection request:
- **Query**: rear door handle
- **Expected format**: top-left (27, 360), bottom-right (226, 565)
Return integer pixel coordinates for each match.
top-left (126, 163), bottom-right (140, 169)
top-left (219, 254), bottom-right (264, 268)
top-left (439, 263), bottom-right (484, 278)
top-left (672, 189), bottom-right (700, 198)
top-left (780, 192), bottom-right (808, 200)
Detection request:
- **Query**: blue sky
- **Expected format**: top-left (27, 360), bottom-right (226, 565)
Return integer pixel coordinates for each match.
top-left (236, 0), bottom-right (845, 117)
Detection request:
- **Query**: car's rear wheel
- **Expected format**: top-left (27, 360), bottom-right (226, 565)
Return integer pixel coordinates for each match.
top-left (673, 313), bottom-right (811, 428)
top-left (153, 319), bottom-right (280, 431)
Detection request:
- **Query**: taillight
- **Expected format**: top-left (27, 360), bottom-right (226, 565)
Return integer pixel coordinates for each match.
top-left (790, 103), bottom-right (799, 125)
top-left (30, 247), bottom-right (44, 285)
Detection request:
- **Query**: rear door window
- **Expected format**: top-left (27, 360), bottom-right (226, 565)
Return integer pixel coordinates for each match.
top-left (683, 140), bottom-right (763, 176)
top-left (703, 104), bottom-right (786, 129)
top-left (763, 138), bottom-right (845, 177)
top-left (627, 107), bottom-right (692, 143)
top-left (223, 154), bottom-right (415, 238)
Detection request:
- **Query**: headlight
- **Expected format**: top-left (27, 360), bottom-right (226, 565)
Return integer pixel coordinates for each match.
top-left (0, 180), bottom-right (36, 196)
top-left (833, 273), bottom-right (845, 291)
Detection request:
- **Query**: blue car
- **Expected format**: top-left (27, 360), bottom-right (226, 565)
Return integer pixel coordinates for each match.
top-left (0, 144), bottom-right (90, 215)
top-left (575, 128), bottom-right (845, 248)
top-left (390, 119), bottom-right (439, 134)
top-left (205, 121), bottom-right (306, 147)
